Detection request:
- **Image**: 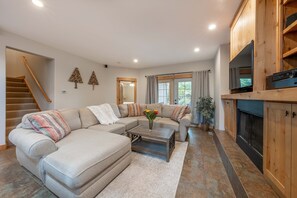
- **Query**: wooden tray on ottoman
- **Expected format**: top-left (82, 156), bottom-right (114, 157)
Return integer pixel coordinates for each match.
top-left (127, 125), bottom-right (175, 162)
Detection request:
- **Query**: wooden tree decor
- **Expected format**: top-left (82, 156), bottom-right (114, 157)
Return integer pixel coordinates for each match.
top-left (88, 71), bottom-right (99, 90)
top-left (68, 67), bottom-right (83, 89)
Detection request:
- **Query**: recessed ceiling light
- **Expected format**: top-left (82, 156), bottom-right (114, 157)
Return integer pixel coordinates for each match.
top-left (32, 0), bottom-right (44, 7)
top-left (208, 24), bottom-right (217, 30)
top-left (194, 48), bottom-right (200, 53)
top-left (194, 48), bottom-right (200, 52)
top-left (133, 59), bottom-right (138, 63)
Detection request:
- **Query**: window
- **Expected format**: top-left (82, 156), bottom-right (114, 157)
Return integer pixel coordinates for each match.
top-left (175, 79), bottom-right (192, 106)
top-left (157, 75), bottom-right (192, 105)
top-left (158, 81), bottom-right (170, 104)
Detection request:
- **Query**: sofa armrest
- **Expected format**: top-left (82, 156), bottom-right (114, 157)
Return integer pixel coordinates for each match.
top-left (9, 128), bottom-right (57, 158)
top-left (180, 113), bottom-right (192, 127)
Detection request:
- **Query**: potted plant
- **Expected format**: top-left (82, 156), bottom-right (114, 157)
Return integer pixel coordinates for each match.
top-left (143, 109), bottom-right (158, 130)
top-left (196, 97), bottom-right (215, 131)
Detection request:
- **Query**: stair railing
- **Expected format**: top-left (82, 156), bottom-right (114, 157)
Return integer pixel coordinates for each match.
top-left (22, 56), bottom-right (52, 103)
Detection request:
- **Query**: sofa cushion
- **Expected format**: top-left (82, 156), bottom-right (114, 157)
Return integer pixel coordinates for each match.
top-left (88, 124), bottom-right (125, 135)
top-left (146, 103), bottom-right (162, 117)
top-left (161, 105), bottom-right (177, 118)
top-left (110, 104), bottom-right (121, 118)
top-left (59, 108), bottom-right (81, 131)
top-left (155, 118), bottom-right (179, 131)
top-left (171, 106), bottom-right (187, 122)
top-left (118, 104), bottom-right (128, 117)
top-left (28, 111), bottom-right (71, 142)
top-left (128, 104), bottom-right (143, 117)
top-left (139, 104), bottom-right (147, 113)
top-left (43, 129), bottom-right (131, 189)
top-left (116, 118), bottom-right (138, 130)
top-left (79, 108), bottom-right (99, 128)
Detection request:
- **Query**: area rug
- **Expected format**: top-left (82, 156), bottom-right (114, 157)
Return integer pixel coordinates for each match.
top-left (97, 141), bottom-right (188, 198)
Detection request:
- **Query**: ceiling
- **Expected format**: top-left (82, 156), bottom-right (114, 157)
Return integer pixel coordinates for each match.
top-left (0, 0), bottom-right (241, 68)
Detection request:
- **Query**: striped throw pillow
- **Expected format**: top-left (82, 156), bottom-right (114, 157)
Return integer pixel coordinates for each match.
top-left (28, 110), bottom-right (71, 142)
top-left (128, 104), bottom-right (143, 117)
top-left (171, 106), bottom-right (187, 122)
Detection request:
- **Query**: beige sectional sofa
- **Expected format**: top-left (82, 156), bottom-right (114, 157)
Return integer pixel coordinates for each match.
top-left (9, 103), bottom-right (192, 198)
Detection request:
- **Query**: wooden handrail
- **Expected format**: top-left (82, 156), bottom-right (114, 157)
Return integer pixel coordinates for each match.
top-left (22, 56), bottom-right (52, 103)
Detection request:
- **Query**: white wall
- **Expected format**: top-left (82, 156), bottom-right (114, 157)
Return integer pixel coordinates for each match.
top-left (0, 30), bottom-right (138, 146)
top-left (138, 60), bottom-right (215, 104)
top-left (214, 44), bottom-right (230, 130)
top-left (6, 48), bottom-right (54, 110)
top-left (0, 30), bottom-right (219, 146)
top-left (103, 66), bottom-right (139, 104)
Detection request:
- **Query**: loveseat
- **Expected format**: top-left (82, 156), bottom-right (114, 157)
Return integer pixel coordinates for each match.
top-left (9, 103), bottom-right (192, 198)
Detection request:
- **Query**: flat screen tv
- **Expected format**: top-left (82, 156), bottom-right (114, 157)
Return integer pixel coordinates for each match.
top-left (229, 40), bottom-right (254, 93)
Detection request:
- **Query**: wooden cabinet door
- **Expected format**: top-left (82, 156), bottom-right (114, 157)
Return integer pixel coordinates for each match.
top-left (230, 0), bottom-right (255, 60)
top-left (291, 104), bottom-right (297, 197)
top-left (229, 100), bottom-right (237, 140)
top-left (223, 100), bottom-right (237, 140)
top-left (264, 102), bottom-right (291, 197)
top-left (224, 100), bottom-right (231, 133)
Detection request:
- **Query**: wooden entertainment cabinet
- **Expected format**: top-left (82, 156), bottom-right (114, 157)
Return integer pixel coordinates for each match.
top-left (222, 0), bottom-right (297, 197)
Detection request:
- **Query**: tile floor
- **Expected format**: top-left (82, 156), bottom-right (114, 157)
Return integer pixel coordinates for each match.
top-left (176, 129), bottom-right (235, 198)
top-left (0, 147), bottom-right (55, 198)
top-left (0, 128), bottom-right (235, 198)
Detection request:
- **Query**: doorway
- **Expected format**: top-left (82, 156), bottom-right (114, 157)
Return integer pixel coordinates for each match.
top-left (174, 78), bottom-right (192, 105)
top-left (116, 77), bottom-right (137, 104)
top-left (157, 74), bottom-right (192, 105)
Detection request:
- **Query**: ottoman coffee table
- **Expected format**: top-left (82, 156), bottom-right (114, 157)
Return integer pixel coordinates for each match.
top-left (127, 125), bottom-right (175, 162)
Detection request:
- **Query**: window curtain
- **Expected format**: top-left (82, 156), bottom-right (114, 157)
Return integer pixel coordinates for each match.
top-left (145, 75), bottom-right (158, 104)
top-left (191, 70), bottom-right (210, 124)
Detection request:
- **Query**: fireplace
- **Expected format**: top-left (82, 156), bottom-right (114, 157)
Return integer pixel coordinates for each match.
top-left (236, 100), bottom-right (264, 172)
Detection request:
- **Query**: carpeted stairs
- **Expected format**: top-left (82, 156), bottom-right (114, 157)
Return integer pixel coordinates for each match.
top-left (6, 77), bottom-right (40, 145)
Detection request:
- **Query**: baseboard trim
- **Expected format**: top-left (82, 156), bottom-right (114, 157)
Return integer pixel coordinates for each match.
top-left (0, 144), bottom-right (7, 151)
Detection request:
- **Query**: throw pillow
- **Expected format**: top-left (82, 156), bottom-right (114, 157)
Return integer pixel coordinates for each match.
top-left (21, 110), bottom-right (51, 129)
top-left (28, 110), bottom-right (71, 142)
top-left (128, 103), bottom-right (143, 117)
top-left (171, 106), bottom-right (187, 122)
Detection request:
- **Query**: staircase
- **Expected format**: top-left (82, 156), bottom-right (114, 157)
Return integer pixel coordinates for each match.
top-left (6, 77), bottom-right (40, 145)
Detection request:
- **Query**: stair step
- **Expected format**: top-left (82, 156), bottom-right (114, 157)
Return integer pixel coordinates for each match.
top-left (6, 117), bottom-right (22, 127)
top-left (6, 81), bottom-right (27, 87)
top-left (6, 87), bottom-right (29, 93)
top-left (6, 103), bottom-right (37, 111)
top-left (7, 92), bottom-right (32, 98)
top-left (6, 109), bottom-right (39, 118)
top-left (6, 77), bottom-right (24, 83)
top-left (6, 97), bottom-right (34, 104)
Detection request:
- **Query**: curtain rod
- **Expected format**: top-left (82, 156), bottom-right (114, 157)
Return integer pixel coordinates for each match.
top-left (145, 70), bottom-right (211, 78)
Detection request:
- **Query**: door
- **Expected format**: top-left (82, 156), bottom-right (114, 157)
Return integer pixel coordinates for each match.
top-left (223, 100), bottom-right (237, 140)
top-left (291, 104), bottom-right (297, 197)
top-left (264, 102), bottom-right (291, 198)
top-left (174, 78), bottom-right (192, 105)
top-left (224, 100), bottom-right (231, 133)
